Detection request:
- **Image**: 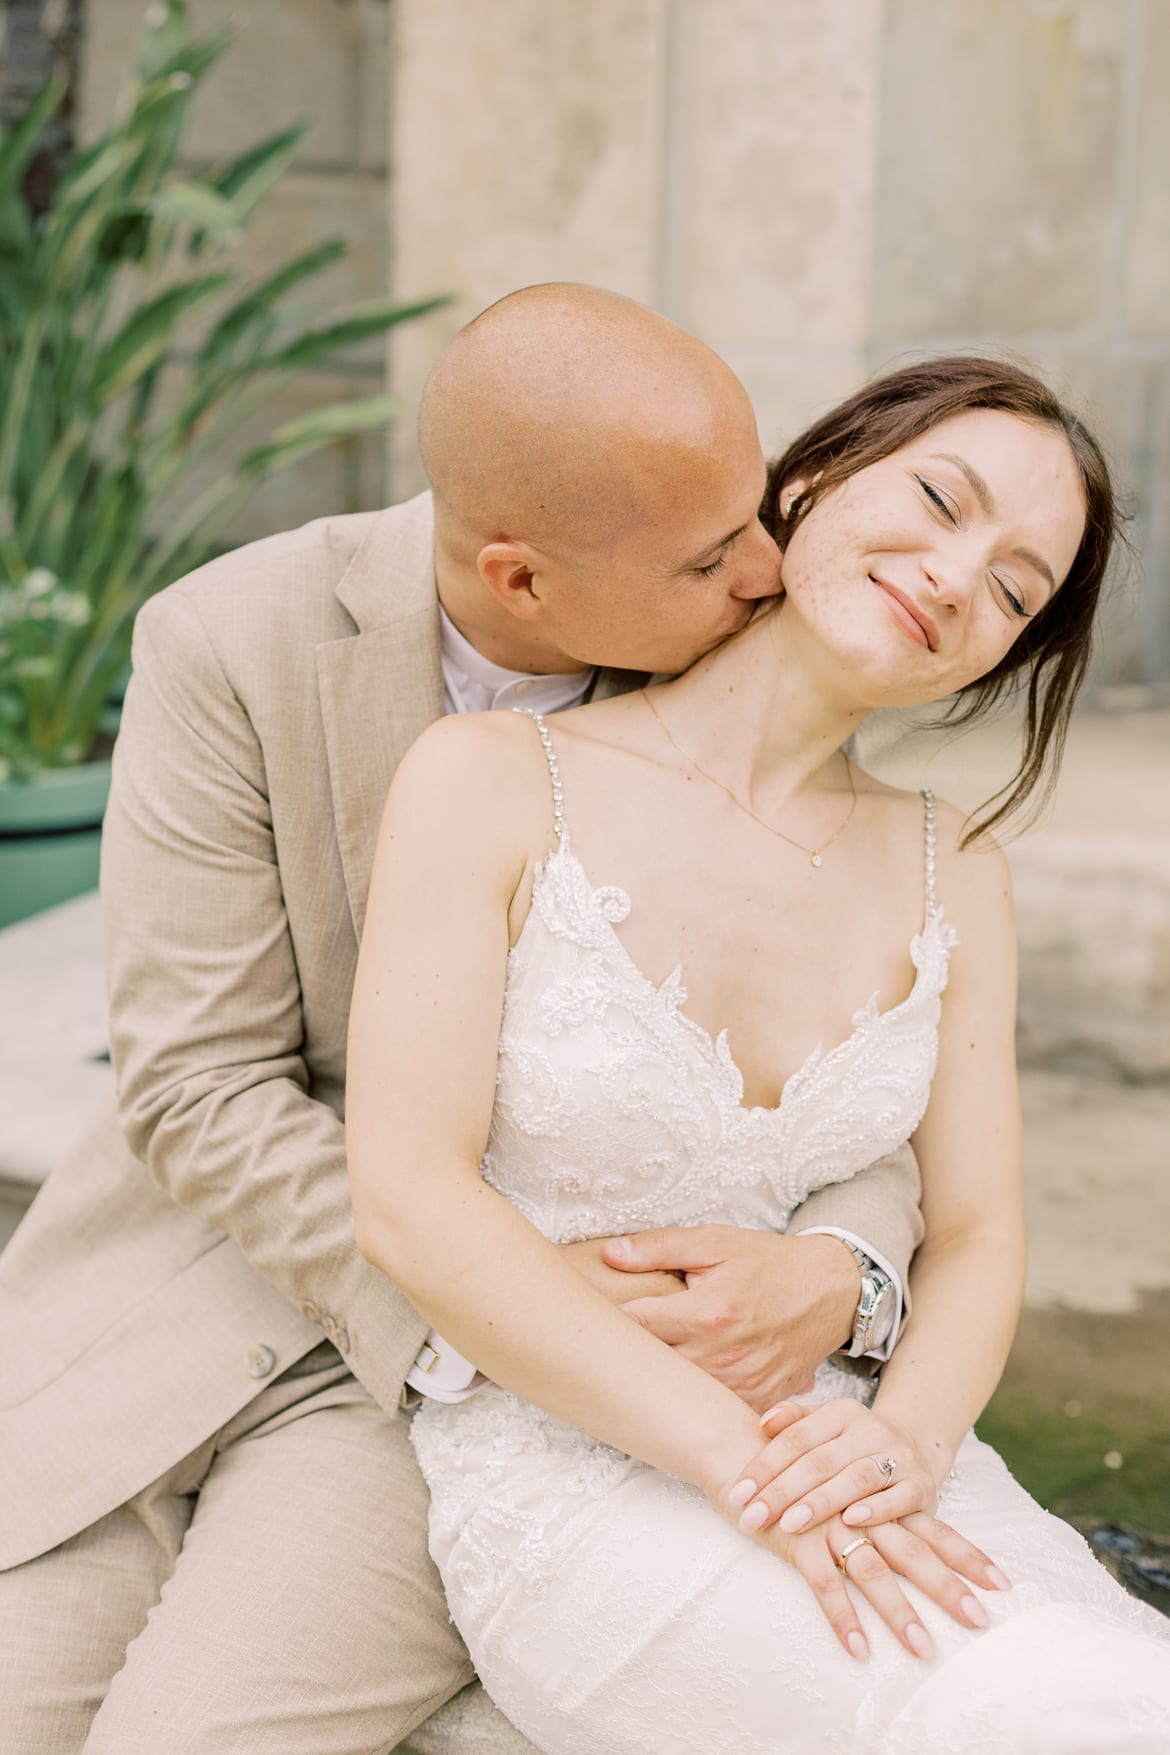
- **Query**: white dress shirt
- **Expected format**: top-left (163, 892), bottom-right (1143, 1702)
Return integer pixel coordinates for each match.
top-left (406, 608), bottom-right (903, 1401)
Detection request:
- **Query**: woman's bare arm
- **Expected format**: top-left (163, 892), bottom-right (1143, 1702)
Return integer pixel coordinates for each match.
top-left (346, 713), bottom-right (762, 1492)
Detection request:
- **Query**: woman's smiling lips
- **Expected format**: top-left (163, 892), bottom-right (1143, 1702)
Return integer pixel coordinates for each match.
top-left (870, 575), bottom-right (939, 652)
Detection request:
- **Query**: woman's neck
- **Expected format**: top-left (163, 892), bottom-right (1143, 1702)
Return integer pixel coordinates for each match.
top-left (653, 603), bottom-right (868, 808)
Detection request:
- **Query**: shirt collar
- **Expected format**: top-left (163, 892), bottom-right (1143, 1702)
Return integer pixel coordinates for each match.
top-left (439, 604), bottom-right (596, 716)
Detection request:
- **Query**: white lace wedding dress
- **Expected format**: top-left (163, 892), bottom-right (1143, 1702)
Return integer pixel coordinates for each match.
top-left (411, 714), bottom-right (1170, 1754)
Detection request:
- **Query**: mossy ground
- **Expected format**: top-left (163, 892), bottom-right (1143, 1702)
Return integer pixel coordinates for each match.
top-left (976, 1290), bottom-right (1170, 1539)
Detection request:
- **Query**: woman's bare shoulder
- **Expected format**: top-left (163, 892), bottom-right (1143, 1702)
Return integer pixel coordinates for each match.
top-left (385, 710), bottom-right (560, 857)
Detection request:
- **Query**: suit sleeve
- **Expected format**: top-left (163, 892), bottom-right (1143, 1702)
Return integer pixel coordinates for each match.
top-left (103, 590), bottom-right (427, 1413)
top-left (787, 1143), bottom-right (923, 1303)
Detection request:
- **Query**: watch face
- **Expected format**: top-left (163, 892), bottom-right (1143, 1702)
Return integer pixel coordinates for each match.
top-left (870, 1280), bottom-right (897, 1347)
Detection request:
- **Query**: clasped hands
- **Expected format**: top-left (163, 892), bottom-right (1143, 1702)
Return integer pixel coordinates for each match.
top-left (561, 1226), bottom-right (1011, 1661)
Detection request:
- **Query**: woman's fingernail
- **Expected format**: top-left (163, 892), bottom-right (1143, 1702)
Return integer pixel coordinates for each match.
top-left (986, 1566), bottom-right (1012, 1592)
top-left (779, 1504), bottom-right (812, 1533)
top-left (606, 1236), bottom-right (632, 1259)
top-left (906, 1623), bottom-right (934, 1660)
top-left (738, 1502), bottom-right (770, 1533)
top-left (846, 1631), bottom-right (869, 1661)
top-left (728, 1479), bottom-right (756, 1508)
top-left (842, 1503), bottom-right (872, 1525)
top-left (961, 1595), bottom-right (989, 1628)
top-left (758, 1403), bottom-right (790, 1426)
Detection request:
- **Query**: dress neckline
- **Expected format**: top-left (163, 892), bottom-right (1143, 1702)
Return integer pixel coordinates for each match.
top-left (514, 833), bottom-right (950, 1120)
top-left (509, 706), bottom-right (950, 1119)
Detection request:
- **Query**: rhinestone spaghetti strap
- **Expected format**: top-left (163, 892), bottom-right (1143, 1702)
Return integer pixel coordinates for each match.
top-left (923, 786), bottom-right (937, 918)
top-left (513, 708), bottom-right (565, 841)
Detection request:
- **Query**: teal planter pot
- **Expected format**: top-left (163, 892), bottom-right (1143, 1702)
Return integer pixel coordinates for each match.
top-left (0, 757), bottom-right (112, 929)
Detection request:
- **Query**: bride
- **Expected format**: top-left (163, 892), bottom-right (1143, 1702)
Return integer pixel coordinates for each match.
top-left (346, 336), bottom-right (1170, 1751)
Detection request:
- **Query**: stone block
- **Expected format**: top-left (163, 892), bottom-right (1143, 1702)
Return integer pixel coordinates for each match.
top-left (677, 0), bottom-right (881, 348)
top-left (723, 348), bottom-right (870, 463)
top-left (1126, 0), bottom-right (1170, 338)
top-left (388, 0), bottom-right (668, 496)
top-left (79, 0), bottom-right (380, 171)
top-left (871, 0), bottom-right (1125, 339)
top-left (1012, 836), bottom-right (1170, 1079)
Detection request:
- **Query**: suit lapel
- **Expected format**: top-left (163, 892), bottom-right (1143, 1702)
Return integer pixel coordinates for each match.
top-left (317, 494), bottom-right (444, 940)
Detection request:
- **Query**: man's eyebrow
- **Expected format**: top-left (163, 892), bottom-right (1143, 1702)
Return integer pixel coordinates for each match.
top-left (676, 523), bottom-right (749, 572)
top-left (928, 451), bottom-right (1057, 595)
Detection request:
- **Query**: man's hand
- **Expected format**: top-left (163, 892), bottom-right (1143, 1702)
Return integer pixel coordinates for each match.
top-left (558, 1238), bottom-right (685, 1307)
top-left (600, 1227), bottom-right (859, 1413)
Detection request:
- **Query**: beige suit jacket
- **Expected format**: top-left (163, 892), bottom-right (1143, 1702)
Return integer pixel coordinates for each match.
top-left (0, 493), bottom-right (922, 1570)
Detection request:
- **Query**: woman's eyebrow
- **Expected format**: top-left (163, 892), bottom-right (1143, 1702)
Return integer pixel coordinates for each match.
top-left (928, 451), bottom-right (1057, 594)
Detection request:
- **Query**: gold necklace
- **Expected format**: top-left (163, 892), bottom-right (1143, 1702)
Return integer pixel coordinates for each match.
top-left (640, 689), bottom-right (857, 869)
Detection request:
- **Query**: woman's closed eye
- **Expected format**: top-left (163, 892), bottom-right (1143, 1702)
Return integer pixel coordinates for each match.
top-left (915, 474), bottom-right (1032, 620)
top-left (693, 551), bottom-right (729, 580)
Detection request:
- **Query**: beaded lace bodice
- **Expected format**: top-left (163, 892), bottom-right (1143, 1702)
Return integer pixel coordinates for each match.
top-left (480, 711), bottom-right (956, 1248)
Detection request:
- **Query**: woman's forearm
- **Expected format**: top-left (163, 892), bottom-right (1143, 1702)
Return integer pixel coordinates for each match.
top-left (354, 1166), bottom-right (762, 1492)
top-left (872, 1223), bottom-right (1026, 1485)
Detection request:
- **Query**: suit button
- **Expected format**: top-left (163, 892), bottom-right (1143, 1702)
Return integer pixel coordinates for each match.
top-left (302, 1301), bottom-right (321, 1322)
top-left (320, 1311), bottom-right (338, 1339)
top-left (334, 1327), bottom-right (351, 1353)
top-left (246, 1344), bottom-right (276, 1379)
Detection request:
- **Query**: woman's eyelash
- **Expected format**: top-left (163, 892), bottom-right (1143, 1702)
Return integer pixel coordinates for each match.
top-left (695, 552), bottom-right (728, 579)
top-left (993, 576), bottom-right (1032, 618)
top-left (916, 476), bottom-right (957, 523)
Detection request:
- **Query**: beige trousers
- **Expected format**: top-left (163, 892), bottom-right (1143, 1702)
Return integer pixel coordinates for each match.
top-left (0, 1344), bottom-right (496, 1755)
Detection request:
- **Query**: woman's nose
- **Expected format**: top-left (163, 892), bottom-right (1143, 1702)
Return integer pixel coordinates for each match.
top-left (921, 550), bottom-right (978, 612)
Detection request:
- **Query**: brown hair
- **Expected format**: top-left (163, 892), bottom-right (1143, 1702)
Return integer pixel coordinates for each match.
top-left (762, 355), bottom-right (1119, 842)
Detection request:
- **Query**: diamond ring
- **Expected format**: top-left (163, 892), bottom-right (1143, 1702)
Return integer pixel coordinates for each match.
top-left (872, 1455), bottom-right (897, 1485)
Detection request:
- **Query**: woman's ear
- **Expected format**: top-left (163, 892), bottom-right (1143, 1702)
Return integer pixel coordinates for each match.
top-left (476, 541), bottom-right (546, 621)
top-left (780, 476), bottom-right (812, 519)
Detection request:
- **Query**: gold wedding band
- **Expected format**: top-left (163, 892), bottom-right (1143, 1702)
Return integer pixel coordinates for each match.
top-left (836, 1536), bottom-right (874, 1574)
top-left (872, 1455), bottom-right (897, 1485)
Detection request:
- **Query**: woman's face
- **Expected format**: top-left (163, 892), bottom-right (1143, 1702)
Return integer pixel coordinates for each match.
top-left (778, 408), bottom-right (1088, 708)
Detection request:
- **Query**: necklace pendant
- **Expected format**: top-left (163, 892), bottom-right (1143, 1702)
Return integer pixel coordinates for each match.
top-left (810, 852), bottom-right (823, 868)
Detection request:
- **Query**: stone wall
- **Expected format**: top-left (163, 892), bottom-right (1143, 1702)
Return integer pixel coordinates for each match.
top-left (76, 0), bottom-right (394, 544)
top-left (389, 0), bottom-right (1170, 688)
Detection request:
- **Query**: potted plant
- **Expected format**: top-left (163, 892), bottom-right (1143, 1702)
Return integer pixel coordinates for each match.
top-left (0, 1), bottom-right (446, 927)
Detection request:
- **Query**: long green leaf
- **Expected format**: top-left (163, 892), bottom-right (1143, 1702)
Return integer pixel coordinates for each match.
top-left (213, 124), bottom-right (309, 229)
top-left (239, 393), bottom-right (400, 475)
top-left (254, 296), bottom-right (450, 372)
top-left (89, 275), bottom-right (233, 402)
top-left (196, 240), bottom-right (347, 374)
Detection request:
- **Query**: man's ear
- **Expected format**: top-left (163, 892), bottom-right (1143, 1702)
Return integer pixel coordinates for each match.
top-left (476, 541), bottom-right (549, 622)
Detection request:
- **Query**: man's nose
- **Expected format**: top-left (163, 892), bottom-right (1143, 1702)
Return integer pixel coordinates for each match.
top-left (731, 531), bottom-right (784, 600)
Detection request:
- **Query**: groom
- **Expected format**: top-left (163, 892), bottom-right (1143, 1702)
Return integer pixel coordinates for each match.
top-left (0, 285), bottom-right (924, 1753)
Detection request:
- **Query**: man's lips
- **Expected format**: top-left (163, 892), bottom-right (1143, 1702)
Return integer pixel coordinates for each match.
top-left (870, 575), bottom-right (939, 652)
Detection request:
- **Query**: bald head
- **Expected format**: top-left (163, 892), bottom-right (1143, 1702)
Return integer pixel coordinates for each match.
top-left (419, 283), bottom-right (756, 558)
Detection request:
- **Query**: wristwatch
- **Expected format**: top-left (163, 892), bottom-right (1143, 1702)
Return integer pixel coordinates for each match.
top-left (837, 1240), bottom-right (898, 1358)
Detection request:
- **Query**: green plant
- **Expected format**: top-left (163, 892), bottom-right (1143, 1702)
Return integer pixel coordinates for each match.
top-left (0, 0), bottom-right (447, 777)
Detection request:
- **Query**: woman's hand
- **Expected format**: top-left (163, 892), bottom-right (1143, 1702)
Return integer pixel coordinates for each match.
top-left (727, 1398), bottom-right (949, 1537)
top-left (752, 1511), bottom-right (1001, 1661)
